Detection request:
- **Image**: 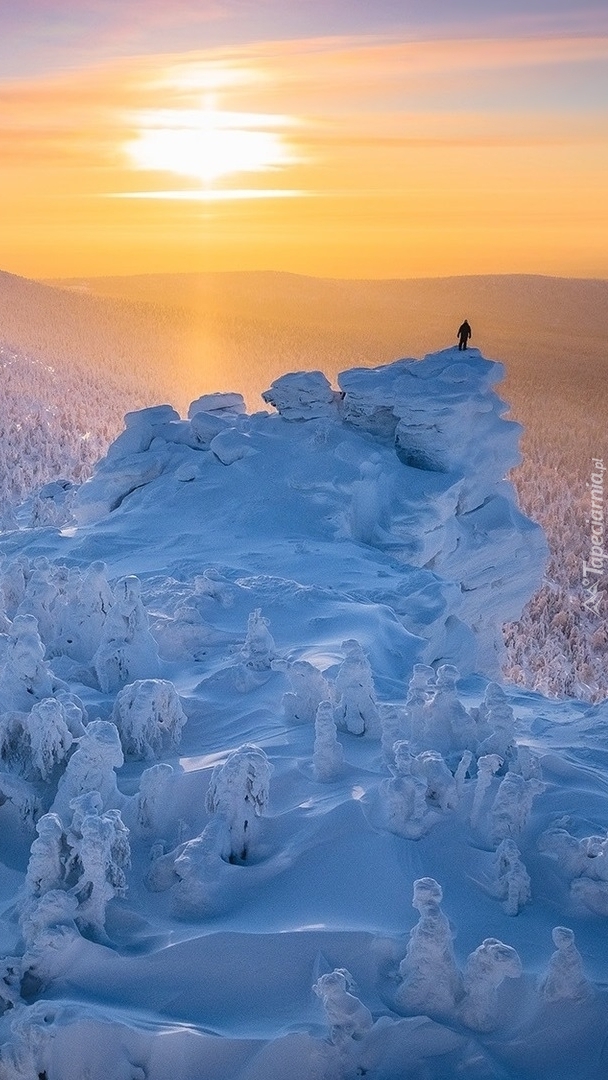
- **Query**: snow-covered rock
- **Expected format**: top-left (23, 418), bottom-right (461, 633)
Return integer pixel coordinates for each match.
top-left (262, 370), bottom-right (340, 419)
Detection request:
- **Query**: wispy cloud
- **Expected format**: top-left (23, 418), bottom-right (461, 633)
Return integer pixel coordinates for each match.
top-left (2, 26), bottom-right (607, 276)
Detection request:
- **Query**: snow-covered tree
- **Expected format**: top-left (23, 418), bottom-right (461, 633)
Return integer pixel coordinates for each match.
top-left (334, 639), bottom-right (380, 737)
top-left (205, 744), bottom-right (272, 863)
top-left (379, 704), bottom-right (406, 766)
top-left (24, 813), bottom-right (67, 898)
top-left (313, 969), bottom-right (373, 1045)
top-left (136, 762), bottom-right (175, 835)
top-left (111, 679), bottom-right (186, 760)
top-left (403, 663), bottom-right (435, 748)
top-left (423, 664), bottom-right (476, 756)
top-left (381, 744), bottom-right (432, 839)
top-left (1, 556), bottom-right (29, 618)
top-left (396, 878), bottom-right (462, 1015)
top-left (477, 684), bottom-right (516, 761)
top-left (540, 927), bottom-right (591, 1003)
top-left (490, 772), bottom-right (545, 845)
top-left (492, 839), bottom-right (531, 916)
top-left (0, 614), bottom-right (66, 711)
top-left (410, 750), bottom-right (458, 812)
top-left (93, 575), bottom-right (159, 694)
top-left (23, 698), bottom-right (73, 781)
top-left (470, 753), bottom-right (503, 828)
top-left (282, 659), bottom-right (333, 725)
top-left (312, 700), bottom-right (344, 781)
top-left (15, 561), bottom-right (59, 649)
top-left (241, 609), bottom-right (275, 670)
top-left (52, 720), bottom-right (124, 823)
top-left (53, 560), bottom-right (113, 662)
top-left (460, 938), bottom-right (522, 1031)
top-left (71, 809), bottom-right (130, 935)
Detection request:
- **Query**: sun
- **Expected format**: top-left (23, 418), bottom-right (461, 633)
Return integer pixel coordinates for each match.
top-left (126, 105), bottom-right (295, 186)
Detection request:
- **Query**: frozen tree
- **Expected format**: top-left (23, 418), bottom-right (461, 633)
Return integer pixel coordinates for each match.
top-left (0, 1003), bottom-right (52, 1079)
top-left (396, 878), bottom-right (462, 1015)
top-left (0, 614), bottom-right (66, 711)
top-left (52, 720), bottom-right (124, 823)
top-left (513, 744), bottom-right (542, 781)
top-left (0, 772), bottom-right (41, 829)
top-left (381, 744), bottom-right (432, 839)
top-left (24, 813), bottom-right (67, 897)
top-left (410, 750), bottom-right (458, 812)
top-left (1, 556), bottom-right (29, 618)
top-left (312, 700), bottom-right (344, 781)
top-left (241, 609), bottom-right (275, 670)
top-left (111, 679), bottom-right (186, 760)
top-left (538, 828), bottom-right (589, 879)
top-left (0, 957), bottom-right (21, 1014)
top-left (470, 753), bottom-right (503, 828)
top-left (19, 889), bottom-right (79, 953)
top-left (490, 773), bottom-right (545, 845)
top-left (380, 704), bottom-right (406, 766)
top-left (539, 825), bottom-right (608, 915)
top-left (540, 927), bottom-right (591, 1003)
top-left (205, 744), bottom-right (272, 863)
top-left (454, 749), bottom-right (473, 798)
top-left (282, 660), bottom-right (333, 725)
top-left (0, 697), bottom-right (76, 781)
top-left (136, 762), bottom-right (175, 834)
top-left (54, 689), bottom-right (87, 738)
top-left (473, 683), bottom-right (507, 742)
top-left (423, 665), bottom-right (476, 756)
top-left (15, 563), bottom-right (59, 649)
top-left (492, 839), bottom-right (531, 916)
top-left (313, 969), bottom-right (373, 1045)
top-left (403, 664), bottom-right (436, 748)
top-left (53, 560), bottom-right (113, 662)
top-left (460, 938), bottom-right (522, 1031)
top-left (93, 575), bottom-right (159, 694)
top-left (23, 698), bottom-right (73, 781)
top-left (171, 819), bottom-right (226, 917)
top-left (71, 808), bottom-right (130, 934)
top-left (477, 684), bottom-right (516, 761)
top-left (334, 639), bottom-right (380, 737)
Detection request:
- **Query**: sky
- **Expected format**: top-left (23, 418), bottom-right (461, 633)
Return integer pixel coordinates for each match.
top-left (1, 0), bottom-right (607, 279)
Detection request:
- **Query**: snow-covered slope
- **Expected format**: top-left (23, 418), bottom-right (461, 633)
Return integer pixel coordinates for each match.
top-left (0, 349), bottom-right (605, 1080)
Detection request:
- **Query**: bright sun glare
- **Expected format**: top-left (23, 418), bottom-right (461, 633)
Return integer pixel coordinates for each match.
top-left (127, 105), bottom-right (296, 186)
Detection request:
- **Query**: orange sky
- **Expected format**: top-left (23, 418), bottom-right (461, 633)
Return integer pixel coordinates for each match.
top-left (2, 31), bottom-right (608, 279)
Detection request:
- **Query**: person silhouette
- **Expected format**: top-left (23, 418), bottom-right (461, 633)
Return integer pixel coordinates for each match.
top-left (457, 320), bottom-right (471, 350)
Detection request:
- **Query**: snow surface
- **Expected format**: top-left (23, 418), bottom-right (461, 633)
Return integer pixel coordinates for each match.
top-left (0, 348), bottom-right (606, 1079)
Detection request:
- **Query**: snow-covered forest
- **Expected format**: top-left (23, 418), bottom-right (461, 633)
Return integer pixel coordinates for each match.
top-left (1, 270), bottom-right (606, 701)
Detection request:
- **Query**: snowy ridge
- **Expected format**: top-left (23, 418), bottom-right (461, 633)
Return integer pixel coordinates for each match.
top-left (70, 347), bottom-right (546, 678)
top-left (0, 350), bottom-right (606, 1080)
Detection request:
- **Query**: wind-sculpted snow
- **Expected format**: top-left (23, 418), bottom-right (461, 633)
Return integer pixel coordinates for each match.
top-left (0, 350), bottom-right (607, 1079)
top-left (65, 348), bottom-right (545, 680)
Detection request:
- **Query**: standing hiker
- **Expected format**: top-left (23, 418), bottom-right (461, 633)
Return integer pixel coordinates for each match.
top-left (457, 320), bottom-right (471, 350)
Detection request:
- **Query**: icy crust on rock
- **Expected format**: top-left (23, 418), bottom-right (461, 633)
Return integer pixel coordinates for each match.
top-left (70, 350), bottom-right (546, 678)
top-left (338, 350), bottom-right (519, 511)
